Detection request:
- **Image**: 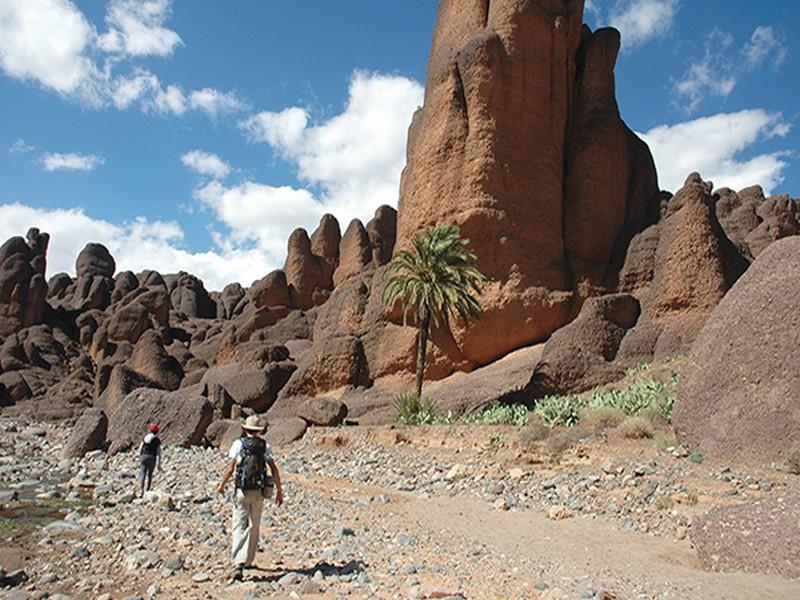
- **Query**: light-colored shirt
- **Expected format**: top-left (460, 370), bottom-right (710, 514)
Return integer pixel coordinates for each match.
top-left (228, 437), bottom-right (274, 465)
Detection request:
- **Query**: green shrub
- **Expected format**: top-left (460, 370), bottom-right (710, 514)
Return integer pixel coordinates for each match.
top-left (534, 395), bottom-right (582, 427)
top-left (785, 442), bottom-right (800, 474)
top-left (579, 406), bottom-right (626, 429)
top-left (617, 416), bottom-right (655, 439)
top-left (393, 393), bottom-right (452, 425)
top-left (587, 374), bottom-right (678, 423)
top-left (688, 449), bottom-right (704, 464)
top-left (464, 403), bottom-right (529, 426)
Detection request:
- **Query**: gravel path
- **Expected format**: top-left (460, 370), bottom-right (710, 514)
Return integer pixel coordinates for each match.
top-left (1, 418), bottom-right (799, 599)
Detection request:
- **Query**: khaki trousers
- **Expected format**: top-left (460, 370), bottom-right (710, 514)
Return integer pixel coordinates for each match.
top-left (231, 488), bottom-right (267, 566)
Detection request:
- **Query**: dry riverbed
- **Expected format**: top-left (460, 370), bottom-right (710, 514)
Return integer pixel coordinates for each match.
top-left (1, 417), bottom-right (799, 599)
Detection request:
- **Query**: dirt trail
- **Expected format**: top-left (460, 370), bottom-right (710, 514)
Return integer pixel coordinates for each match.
top-left (400, 494), bottom-right (800, 600)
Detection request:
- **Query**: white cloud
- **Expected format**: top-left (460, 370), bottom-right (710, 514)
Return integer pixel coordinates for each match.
top-left (181, 150), bottom-right (231, 180)
top-left (194, 180), bottom-right (322, 264)
top-left (98, 0), bottom-right (182, 57)
top-left (639, 109), bottom-right (791, 194)
top-left (41, 152), bottom-right (105, 172)
top-left (241, 70), bottom-right (423, 223)
top-left (0, 0), bottom-right (102, 104)
top-left (0, 203), bottom-right (271, 291)
top-left (188, 88), bottom-right (246, 118)
top-left (674, 26), bottom-right (789, 114)
top-left (9, 138), bottom-right (35, 154)
top-left (609, 0), bottom-right (680, 49)
top-left (741, 26), bottom-right (787, 71)
top-left (0, 1), bottom-right (241, 119)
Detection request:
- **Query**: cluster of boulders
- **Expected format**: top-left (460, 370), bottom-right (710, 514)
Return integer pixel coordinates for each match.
top-left (0, 206), bottom-right (398, 457)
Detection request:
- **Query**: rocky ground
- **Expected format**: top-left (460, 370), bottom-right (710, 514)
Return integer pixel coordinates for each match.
top-left (1, 417), bottom-right (799, 600)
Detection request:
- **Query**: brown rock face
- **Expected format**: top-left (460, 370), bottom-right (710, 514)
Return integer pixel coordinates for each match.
top-left (618, 174), bottom-right (749, 362)
top-left (310, 214), bottom-right (341, 290)
top-left (107, 387), bottom-right (213, 454)
top-left (396, 0), bottom-right (658, 367)
top-left (249, 270), bottom-right (290, 310)
top-left (284, 228), bottom-right (322, 310)
top-left (527, 293), bottom-right (640, 397)
top-left (0, 229), bottom-right (49, 337)
top-left (365, 205), bottom-right (397, 267)
top-left (170, 272), bottom-right (215, 318)
top-left (673, 236), bottom-right (800, 464)
top-left (62, 408), bottom-right (108, 458)
top-left (333, 219), bottom-right (372, 288)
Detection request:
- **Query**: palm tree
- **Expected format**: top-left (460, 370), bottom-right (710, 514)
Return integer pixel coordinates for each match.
top-left (382, 224), bottom-right (485, 398)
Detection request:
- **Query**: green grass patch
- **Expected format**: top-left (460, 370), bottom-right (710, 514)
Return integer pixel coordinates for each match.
top-left (393, 393), bottom-right (453, 425)
top-left (464, 403), bottom-right (529, 427)
top-left (534, 395), bottom-right (582, 427)
top-left (688, 449), bottom-right (704, 464)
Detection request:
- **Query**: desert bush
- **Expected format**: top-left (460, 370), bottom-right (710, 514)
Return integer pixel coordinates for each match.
top-left (393, 393), bottom-right (452, 425)
top-left (616, 416), bottom-right (655, 439)
top-left (579, 406), bottom-right (626, 429)
top-left (653, 495), bottom-right (674, 511)
top-left (464, 403), bottom-right (529, 426)
top-left (654, 433), bottom-right (677, 452)
top-left (587, 373), bottom-right (678, 423)
top-left (688, 449), bottom-right (704, 464)
top-left (534, 395), bottom-right (582, 427)
top-left (785, 442), bottom-right (800, 474)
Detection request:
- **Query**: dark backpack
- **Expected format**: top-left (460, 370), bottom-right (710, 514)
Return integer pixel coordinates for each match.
top-left (140, 435), bottom-right (160, 458)
top-left (235, 437), bottom-right (269, 491)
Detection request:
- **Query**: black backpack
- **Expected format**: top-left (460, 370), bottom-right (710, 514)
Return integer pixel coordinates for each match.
top-left (235, 437), bottom-right (269, 491)
top-left (140, 435), bottom-right (160, 458)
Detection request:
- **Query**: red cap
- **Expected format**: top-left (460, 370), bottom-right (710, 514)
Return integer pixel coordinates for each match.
top-left (149, 423), bottom-right (159, 434)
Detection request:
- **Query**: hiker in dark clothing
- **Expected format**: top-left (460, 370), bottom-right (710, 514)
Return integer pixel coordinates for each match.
top-left (139, 423), bottom-right (161, 497)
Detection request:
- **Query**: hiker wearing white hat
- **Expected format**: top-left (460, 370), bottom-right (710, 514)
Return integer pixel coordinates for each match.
top-left (216, 415), bottom-right (284, 582)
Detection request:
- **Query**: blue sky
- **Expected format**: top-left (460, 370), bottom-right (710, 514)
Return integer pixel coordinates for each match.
top-left (0, 0), bottom-right (797, 290)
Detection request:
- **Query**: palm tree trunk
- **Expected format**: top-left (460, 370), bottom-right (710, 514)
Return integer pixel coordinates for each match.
top-left (415, 310), bottom-right (430, 398)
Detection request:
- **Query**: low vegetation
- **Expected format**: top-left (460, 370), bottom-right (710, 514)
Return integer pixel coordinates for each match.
top-left (617, 416), bottom-right (655, 439)
top-left (533, 395), bottom-right (582, 427)
top-left (579, 405), bottom-right (626, 429)
top-left (464, 402), bottom-right (529, 426)
top-left (393, 393), bottom-right (453, 425)
top-left (688, 449), bottom-right (704, 464)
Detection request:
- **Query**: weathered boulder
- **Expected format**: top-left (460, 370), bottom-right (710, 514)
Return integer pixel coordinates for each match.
top-left (111, 271), bottom-right (139, 304)
top-left (201, 361), bottom-right (294, 413)
top-left (690, 497), bottom-right (800, 578)
top-left (217, 283), bottom-right (245, 319)
top-left (296, 397), bottom-right (347, 426)
top-left (62, 408), bottom-right (108, 458)
top-left (0, 229), bottom-right (49, 337)
top-left (128, 330), bottom-right (183, 391)
top-left (395, 1), bottom-right (657, 367)
top-left (265, 417), bottom-right (307, 447)
top-left (76, 243), bottom-right (115, 279)
top-left (284, 229), bottom-right (322, 310)
top-left (204, 419), bottom-right (241, 451)
top-left (618, 174), bottom-right (748, 362)
top-left (715, 186), bottom-right (800, 259)
top-left (310, 213), bottom-right (341, 290)
top-left (527, 294), bottom-right (640, 398)
top-left (249, 270), bottom-right (290, 310)
top-left (365, 205), bottom-right (397, 267)
top-left (107, 387), bottom-right (213, 454)
top-left (71, 243), bottom-right (115, 311)
top-left (333, 219), bottom-right (372, 288)
top-left (673, 236), bottom-right (800, 464)
top-left (96, 363), bottom-right (159, 415)
top-left (170, 272), bottom-right (215, 318)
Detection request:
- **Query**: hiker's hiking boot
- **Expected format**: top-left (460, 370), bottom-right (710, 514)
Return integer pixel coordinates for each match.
top-left (228, 565), bottom-right (244, 583)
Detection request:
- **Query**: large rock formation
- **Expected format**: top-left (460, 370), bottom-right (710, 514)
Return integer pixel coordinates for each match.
top-left (0, 228), bottom-right (49, 337)
top-left (673, 236), bottom-right (800, 464)
top-left (395, 0), bottom-right (658, 366)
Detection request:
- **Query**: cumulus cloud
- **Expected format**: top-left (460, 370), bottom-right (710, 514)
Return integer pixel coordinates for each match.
top-left (0, 0), bottom-right (241, 119)
top-left (674, 26), bottom-right (789, 114)
top-left (608, 0), bottom-right (680, 49)
top-left (0, 203), bottom-right (270, 291)
top-left (41, 152), bottom-right (105, 172)
top-left (181, 150), bottom-right (231, 180)
top-left (0, 0), bottom-right (102, 104)
top-left (639, 109), bottom-right (792, 194)
top-left (98, 0), bottom-right (182, 57)
top-left (241, 70), bottom-right (423, 223)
